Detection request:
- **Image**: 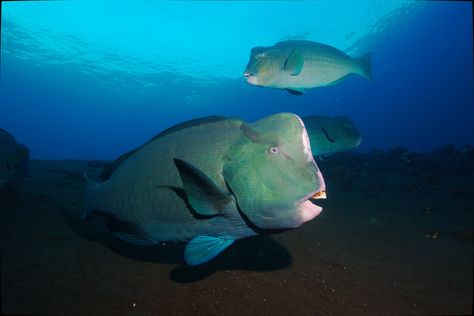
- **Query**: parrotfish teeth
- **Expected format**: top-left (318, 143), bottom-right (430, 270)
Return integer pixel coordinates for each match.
top-left (312, 190), bottom-right (327, 200)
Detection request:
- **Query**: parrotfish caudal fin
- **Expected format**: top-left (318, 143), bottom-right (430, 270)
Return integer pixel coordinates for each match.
top-left (82, 172), bottom-right (99, 220)
top-left (356, 52), bottom-right (373, 81)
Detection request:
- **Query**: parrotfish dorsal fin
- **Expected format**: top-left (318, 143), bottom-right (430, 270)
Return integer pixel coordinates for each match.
top-left (100, 148), bottom-right (140, 181)
top-left (145, 116), bottom-right (230, 144)
top-left (184, 236), bottom-right (234, 265)
top-left (100, 116), bottom-right (232, 181)
top-left (284, 49), bottom-right (304, 76)
top-left (173, 158), bottom-right (232, 216)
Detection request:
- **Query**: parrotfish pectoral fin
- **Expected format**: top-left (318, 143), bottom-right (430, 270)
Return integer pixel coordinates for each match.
top-left (173, 158), bottom-right (232, 216)
top-left (184, 236), bottom-right (234, 266)
top-left (321, 127), bottom-right (338, 143)
top-left (284, 49), bottom-right (304, 76)
top-left (113, 231), bottom-right (156, 245)
top-left (285, 88), bottom-right (305, 95)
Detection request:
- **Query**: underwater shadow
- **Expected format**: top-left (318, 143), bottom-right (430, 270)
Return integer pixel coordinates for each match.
top-left (61, 207), bottom-right (292, 283)
top-left (169, 236), bottom-right (292, 283)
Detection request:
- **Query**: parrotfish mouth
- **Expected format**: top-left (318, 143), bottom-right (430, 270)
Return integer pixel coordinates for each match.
top-left (298, 189), bottom-right (326, 223)
top-left (243, 71), bottom-right (257, 84)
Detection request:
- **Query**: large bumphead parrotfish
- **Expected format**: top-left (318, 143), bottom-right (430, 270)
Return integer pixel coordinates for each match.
top-left (244, 40), bottom-right (372, 95)
top-left (302, 115), bottom-right (362, 157)
top-left (84, 113), bottom-right (326, 265)
top-left (0, 128), bottom-right (30, 188)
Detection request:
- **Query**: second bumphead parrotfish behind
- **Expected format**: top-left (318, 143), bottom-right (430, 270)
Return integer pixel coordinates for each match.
top-left (244, 40), bottom-right (372, 95)
top-left (84, 113), bottom-right (326, 265)
top-left (302, 115), bottom-right (362, 157)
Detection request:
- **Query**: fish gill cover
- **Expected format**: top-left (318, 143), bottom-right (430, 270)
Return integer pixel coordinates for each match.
top-left (1, 1), bottom-right (473, 159)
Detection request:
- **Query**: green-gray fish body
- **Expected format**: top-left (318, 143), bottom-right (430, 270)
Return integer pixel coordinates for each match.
top-left (0, 129), bottom-right (29, 188)
top-left (244, 40), bottom-right (372, 95)
top-left (84, 114), bottom-right (326, 265)
top-left (302, 115), bottom-right (362, 157)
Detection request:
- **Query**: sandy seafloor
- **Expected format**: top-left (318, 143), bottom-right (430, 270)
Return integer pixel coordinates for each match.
top-left (1, 149), bottom-right (473, 315)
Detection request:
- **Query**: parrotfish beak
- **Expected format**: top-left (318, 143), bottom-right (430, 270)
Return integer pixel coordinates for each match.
top-left (311, 190), bottom-right (327, 200)
top-left (244, 71), bottom-right (257, 85)
top-left (298, 168), bottom-right (326, 224)
top-left (298, 188), bottom-right (326, 224)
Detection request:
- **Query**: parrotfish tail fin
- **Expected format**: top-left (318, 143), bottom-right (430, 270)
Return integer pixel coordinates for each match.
top-left (356, 52), bottom-right (373, 82)
top-left (82, 172), bottom-right (99, 220)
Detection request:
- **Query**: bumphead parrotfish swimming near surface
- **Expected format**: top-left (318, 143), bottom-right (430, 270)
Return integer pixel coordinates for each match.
top-left (84, 113), bottom-right (326, 265)
top-left (244, 40), bottom-right (372, 95)
top-left (302, 115), bottom-right (362, 157)
top-left (0, 128), bottom-right (30, 188)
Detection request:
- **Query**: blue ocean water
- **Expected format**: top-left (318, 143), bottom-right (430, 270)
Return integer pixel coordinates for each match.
top-left (1, 3), bottom-right (473, 315)
top-left (1, 1), bottom-right (472, 160)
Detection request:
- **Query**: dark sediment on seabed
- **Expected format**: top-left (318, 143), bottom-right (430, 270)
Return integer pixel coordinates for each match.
top-left (1, 145), bottom-right (473, 315)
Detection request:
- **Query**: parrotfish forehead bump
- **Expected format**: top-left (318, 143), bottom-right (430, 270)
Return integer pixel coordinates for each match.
top-left (250, 46), bottom-right (266, 56)
top-left (245, 47), bottom-right (265, 72)
top-left (277, 113), bottom-right (326, 194)
top-left (244, 46), bottom-right (275, 86)
top-left (292, 115), bottom-right (326, 224)
top-left (295, 115), bottom-right (314, 163)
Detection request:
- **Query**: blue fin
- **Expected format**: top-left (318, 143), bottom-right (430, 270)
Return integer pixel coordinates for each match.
top-left (174, 158), bottom-right (232, 216)
top-left (113, 231), bottom-right (155, 246)
top-left (184, 236), bottom-right (234, 265)
top-left (321, 127), bottom-right (338, 143)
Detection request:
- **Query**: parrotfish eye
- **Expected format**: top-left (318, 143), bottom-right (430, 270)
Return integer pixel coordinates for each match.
top-left (256, 53), bottom-right (266, 59)
top-left (268, 146), bottom-right (279, 154)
